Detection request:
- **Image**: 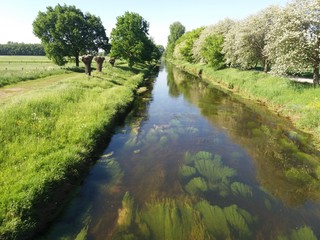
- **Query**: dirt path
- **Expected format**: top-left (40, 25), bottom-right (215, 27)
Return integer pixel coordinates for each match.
top-left (0, 72), bottom-right (80, 104)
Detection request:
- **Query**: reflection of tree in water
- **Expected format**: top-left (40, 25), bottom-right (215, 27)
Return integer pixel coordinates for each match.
top-left (167, 63), bottom-right (320, 207)
top-left (166, 63), bottom-right (180, 98)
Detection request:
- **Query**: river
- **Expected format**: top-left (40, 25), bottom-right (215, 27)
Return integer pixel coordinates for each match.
top-left (39, 63), bottom-right (320, 239)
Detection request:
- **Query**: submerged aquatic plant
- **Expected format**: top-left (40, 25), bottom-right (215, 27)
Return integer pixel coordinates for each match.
top-left (196, 200), bottom-right (255, 240)
top-left (277, 225), bottom-right (317, 240)
top-left (185, 177), bottom-right (208, 194)
top-left (179, 165), bottom-right (197, 178)
top-left (231, 182), bottom-right (253, 198)
top-left (182, 151), bottom-right (237, 197)
top-left (117, 192), bottom-right (134, 228)
top-left (112, 193), bottom-right (257, 240)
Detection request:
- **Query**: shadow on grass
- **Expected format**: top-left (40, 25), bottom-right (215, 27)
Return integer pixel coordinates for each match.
top-left (65, 66), bottom-right (85, 73)
top-left (114, 65), bottom-right (141, 74)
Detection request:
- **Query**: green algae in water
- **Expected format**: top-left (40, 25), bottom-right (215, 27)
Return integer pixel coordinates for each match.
top-left (285, 168), bottom-right (314, 186)
top-left (117, 192), bottom-right (134, 229)
top-left (185, 126), bottom-right (199, 135)
top-left (194, 157), bottom-right (236, 184)
top-left (195, 200), bottom-right (230, 239)
top-left (179, 165), bottom-right (197, 178)
top-left (182, 151), bottom-right (237, 197)
top-left (231, 182), bottom-right (253, 198)
top-left (196, 200), bottom-right (255, 240)
top-left (159, 136), bottom-right (168, 146)
top-left (145, 128), bottom-right (159, 143)
top-left (112, 193), bottom-right (258, 240)
top-left (277, 225), bottom-right (317, 240)
top-left (185, 177), bottom-right (208, 194)
top-left (185, 151), bottom-right (213, 165)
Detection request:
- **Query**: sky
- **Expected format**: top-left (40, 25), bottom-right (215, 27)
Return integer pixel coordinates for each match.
top-left (0, 0), bottom-right (289, 46)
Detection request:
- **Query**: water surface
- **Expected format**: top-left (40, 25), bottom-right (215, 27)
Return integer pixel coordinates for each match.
top-left (41, 63), bottom-right (320, 239)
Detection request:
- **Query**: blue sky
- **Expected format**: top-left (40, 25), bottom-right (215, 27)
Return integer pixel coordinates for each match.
top-left (0, 0), bottom-right (288, 46)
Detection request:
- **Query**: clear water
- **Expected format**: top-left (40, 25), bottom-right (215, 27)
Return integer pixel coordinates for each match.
top-left (40, 63), bottom-right (320, 240)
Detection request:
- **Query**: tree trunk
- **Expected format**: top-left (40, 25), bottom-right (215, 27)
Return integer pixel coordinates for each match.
top-left (81, 55), bottom-right (94, 76)
top-left (313, 64), bottom-right (319, 88)
top-left (75, 55), bottom-right (80, 67)
top-left (95, 56), bottom-right (105, 72)
top-left (264, 59), bottom-right (269, 73)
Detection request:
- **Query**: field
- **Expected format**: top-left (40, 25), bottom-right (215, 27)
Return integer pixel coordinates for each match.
top-left (0, 56), bottom-right (152, 239)
top-left (0, 56), bottom-right (79, 87)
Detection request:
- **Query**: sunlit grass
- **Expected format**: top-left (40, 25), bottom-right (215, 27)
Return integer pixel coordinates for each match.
top-left (0, 62), bottom-right (148, 239)
top-left (0, 56), bottom-right (80, 87)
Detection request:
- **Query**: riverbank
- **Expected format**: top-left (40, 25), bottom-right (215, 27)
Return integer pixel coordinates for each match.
top-left (169, 59), bottom-right (320, 145)
top-left (0, 62), bottom-right (156, 239)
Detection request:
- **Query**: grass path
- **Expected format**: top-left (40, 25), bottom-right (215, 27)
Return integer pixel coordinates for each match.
top-left (0, 72), bottom-right (79, 104)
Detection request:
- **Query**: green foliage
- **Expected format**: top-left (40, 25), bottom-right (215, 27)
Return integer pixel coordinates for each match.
top-left (173, 28), bottom-right (204, 63)
top-left (33, 4), bottom-right (110, 66)
top-left (0, 62), bottom-right (148, 238)
top-left (110, 12), bottom-right (159, 67)
top-left (0, 42), bottom-right (45, 56)
top-left (201, 34), bottom-right (225, 69)
top-left (165, 22), bottom-right (186, 59)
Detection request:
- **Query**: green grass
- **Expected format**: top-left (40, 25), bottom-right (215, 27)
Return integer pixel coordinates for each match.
top-left (0, 56), bottom-right (83, 87)
top-left (0, 61), bottom-right (150, 239)
top-left (170, 59), bottom-right (320, 144)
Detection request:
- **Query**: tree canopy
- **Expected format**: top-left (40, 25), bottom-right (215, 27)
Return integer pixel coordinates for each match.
top-left (265, 0), bottom-right (320, 84)
top-left (165, 22), bottom-right (186, 59)
top-left (168, 0), bottom-right (320, 85)
top-left (110, 11), bottom-right (160, 67)
top-left (33, 4), bottom-right (110, 66)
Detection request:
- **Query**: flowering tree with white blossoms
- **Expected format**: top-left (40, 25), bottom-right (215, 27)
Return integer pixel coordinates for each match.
top-left (223, 6), bottom-right (280, 72)
top-left (265, 0), bottom-right (320, 85)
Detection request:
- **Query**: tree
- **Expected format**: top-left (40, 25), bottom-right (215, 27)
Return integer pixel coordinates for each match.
top-left (265, 0), bottom-right (320, 85)
top-left (33, 4), bottom-right (110, 66)
top-left (223, 6), bottom-right (280, 72)
top-left (201, 34), bottom-right (225, 69)
top-left (193, 18), bottom-right (234, 63)
top-left (165, 22), bottom-right (185, 59)
top-left (173, 27), bottom-right (204, 63)
top-left (110, 12), bottom-right (158, 67)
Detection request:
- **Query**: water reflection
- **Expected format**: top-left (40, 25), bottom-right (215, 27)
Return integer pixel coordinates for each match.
top-left (39, 63), bottom-right (320, 240)
top-left (168, 65), bottom-right (320, 207)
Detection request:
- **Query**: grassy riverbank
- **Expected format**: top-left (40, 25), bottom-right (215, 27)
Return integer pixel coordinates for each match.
top-left (0, 61), bottom-right (153, 239)
top-left (170, 59), bottom-right (320, 144)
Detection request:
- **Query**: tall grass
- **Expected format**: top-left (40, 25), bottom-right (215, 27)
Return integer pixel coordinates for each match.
top-left (170, 59), bottom-right (320, 143)
top-left (0, 63), bottom-right (148, 239)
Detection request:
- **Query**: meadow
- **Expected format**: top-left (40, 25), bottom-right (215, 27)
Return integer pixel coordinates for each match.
top-left (0, 56), bottom-right (77, 87)
top-left (170, 59), bottom-right (320, 145)
top-left (0, 58), bottom-right (152, 239)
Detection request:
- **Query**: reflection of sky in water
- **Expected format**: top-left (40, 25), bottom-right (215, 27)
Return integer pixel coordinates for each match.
top-left (40, 64), bottom-right (320, 240)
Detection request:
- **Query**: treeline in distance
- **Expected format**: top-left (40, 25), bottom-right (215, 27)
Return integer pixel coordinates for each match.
top-left (0, 42), bottom-right (45, 56)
